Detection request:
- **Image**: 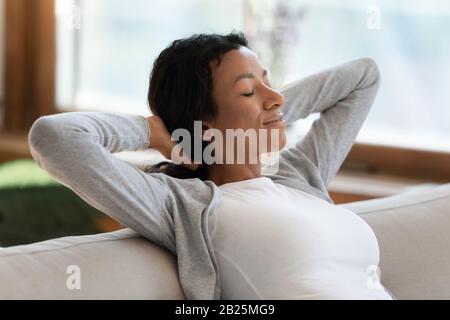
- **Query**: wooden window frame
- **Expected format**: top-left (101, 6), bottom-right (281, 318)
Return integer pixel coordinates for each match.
top-left (3, 0), bottom-right (57, 134)
top-left (345, 143), bottom-right (450, 182)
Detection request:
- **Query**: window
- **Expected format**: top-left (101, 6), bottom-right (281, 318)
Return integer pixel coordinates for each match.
top-left (56, 0), bottom-right (450, 153)
top-left (56, 0), bottom-right (245, 116)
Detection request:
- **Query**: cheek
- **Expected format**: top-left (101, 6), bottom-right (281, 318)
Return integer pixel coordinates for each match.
top-left (236, 103), bottom-right (262, 128)
top-left (219, 101), bottom-right (261, 129)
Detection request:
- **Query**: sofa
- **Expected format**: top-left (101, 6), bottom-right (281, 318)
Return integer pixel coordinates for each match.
top-left (1, 182), bottom-right (450, 300)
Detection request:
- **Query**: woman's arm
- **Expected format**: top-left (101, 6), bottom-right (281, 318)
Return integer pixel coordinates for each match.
top-left (277, 57), bottom-right (381, 188)
top-left (28, 112), bottom-right (175, 249)
top-left (28, 112), bottom-right (221, 297)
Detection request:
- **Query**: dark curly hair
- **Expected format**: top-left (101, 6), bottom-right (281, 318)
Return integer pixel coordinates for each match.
top-left (146, 31), bottom-right (250, 180)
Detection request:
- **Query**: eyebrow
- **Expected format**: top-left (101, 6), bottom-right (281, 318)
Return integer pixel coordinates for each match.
top-left (233, 69), bottom-right (268, 86)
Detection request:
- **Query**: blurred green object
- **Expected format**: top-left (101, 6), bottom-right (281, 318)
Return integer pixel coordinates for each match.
top-left (0, 159), bottom-right (58, 188)
top-left (0, 159), bottom-right (105, 247)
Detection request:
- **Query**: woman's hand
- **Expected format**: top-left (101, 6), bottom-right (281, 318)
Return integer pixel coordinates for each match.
top-left (146, 116), bottom-right (201, 171)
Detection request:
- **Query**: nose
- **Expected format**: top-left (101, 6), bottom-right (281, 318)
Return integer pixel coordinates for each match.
top-left (263, 87), bottom-right (285, 111)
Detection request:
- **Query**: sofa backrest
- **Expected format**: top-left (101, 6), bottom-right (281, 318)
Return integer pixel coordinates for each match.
top-left (339, 183), bottom-right (450, 300)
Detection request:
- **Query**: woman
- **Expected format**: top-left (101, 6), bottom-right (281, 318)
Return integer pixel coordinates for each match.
top-left (28, 31), bottom-right (395, 300)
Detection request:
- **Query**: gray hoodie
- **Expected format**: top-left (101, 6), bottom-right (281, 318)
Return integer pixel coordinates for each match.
top-left (28, 57), bottom-right (380, 300)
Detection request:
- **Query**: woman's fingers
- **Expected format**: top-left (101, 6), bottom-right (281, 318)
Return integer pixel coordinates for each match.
top-left (147, 116), bottom-right (202, 171)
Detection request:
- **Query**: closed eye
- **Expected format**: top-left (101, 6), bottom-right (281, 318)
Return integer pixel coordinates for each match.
top-left (242, 90), bottom-right (255, 97)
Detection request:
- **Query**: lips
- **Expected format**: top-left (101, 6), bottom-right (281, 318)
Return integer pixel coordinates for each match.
top-left (263, 113), bottom-right (284, 125)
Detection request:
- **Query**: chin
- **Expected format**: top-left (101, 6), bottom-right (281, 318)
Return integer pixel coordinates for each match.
top-left (255, 126), bottom-right (286, 153)
top-left (273, 128), bottom-right (287, 152)
top-left (264, 132), bottom-right (286, 153)
top-left (279, 136), bottom-right (287, 151)
top-left (277, 135), bottom-right (287, 152)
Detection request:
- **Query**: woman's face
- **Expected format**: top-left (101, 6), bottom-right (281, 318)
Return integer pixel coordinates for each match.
top-left (206, 47), bottom-right (286, 163)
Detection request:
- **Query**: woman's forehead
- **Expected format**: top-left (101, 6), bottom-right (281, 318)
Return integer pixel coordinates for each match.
top-left (212, 48), bottom-right (264, 87)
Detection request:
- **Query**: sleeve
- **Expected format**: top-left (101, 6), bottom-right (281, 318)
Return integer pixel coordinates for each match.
top-left (28, 111), bottom-right (174, 249)
top-left (277, 57), bottom-right (381, 187)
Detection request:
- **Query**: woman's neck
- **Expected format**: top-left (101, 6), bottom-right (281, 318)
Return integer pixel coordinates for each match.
top-left (206, 163), bottom-right (262, 186)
